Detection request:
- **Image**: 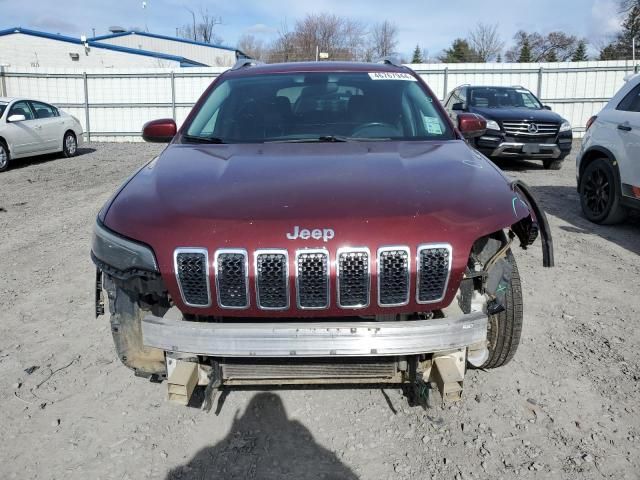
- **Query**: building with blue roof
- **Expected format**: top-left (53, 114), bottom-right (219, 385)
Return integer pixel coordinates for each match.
top-left (93, 30), bottom-right (249, 67)
top-left (0, 27), bottom-right (235, 68)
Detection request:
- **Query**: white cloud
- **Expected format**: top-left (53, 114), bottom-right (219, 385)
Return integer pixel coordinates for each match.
top-left (244, 23), bottom-right (278, 36)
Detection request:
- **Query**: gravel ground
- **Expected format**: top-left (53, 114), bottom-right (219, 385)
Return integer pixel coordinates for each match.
top-left (0, 141), bottom-right (639, 480)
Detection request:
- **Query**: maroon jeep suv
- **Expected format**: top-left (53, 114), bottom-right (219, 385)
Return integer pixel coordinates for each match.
top-left (92, 60), bottom-right (552, 406)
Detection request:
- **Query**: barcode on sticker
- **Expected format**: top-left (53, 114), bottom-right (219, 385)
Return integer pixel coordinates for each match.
top-left (368, 72), bottom-right (417, 81)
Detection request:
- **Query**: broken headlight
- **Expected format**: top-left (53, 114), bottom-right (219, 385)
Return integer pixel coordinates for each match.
top-left (92, 219), bottom-right (158, 273)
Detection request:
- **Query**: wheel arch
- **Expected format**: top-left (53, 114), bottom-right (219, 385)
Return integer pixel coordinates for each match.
top-left (0, 135), bottom-right (8, 152)
top-left (578, 146), bottom-right (622, 192)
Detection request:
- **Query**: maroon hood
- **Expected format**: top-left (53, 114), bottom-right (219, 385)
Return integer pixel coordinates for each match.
top-left (104, 140), bottom-right (530, 317)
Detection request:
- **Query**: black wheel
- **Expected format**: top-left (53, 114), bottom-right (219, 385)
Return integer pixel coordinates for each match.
top-left (579, 158), bottom-right (627, 224)
top-left (543, 158), bottom-right (563, 170)
top-left (480, 251), bottom-right (523, 369)
top-left (0, 141), bottom-right (9, 172)
top-left (62, 131), bottom-right (77, 158)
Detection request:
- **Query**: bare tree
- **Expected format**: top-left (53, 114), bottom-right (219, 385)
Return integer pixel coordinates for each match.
top-left (468, 23), bottom-right (504, 62)
top-left (370, 20), bottom-right (399, 58)
top-left (505, 30), bottom-right (581, 62)
top-left (237, 34), bottom-right (266, 60)
top-left (267, 13), bottom-right (367, 62)
top-left (178, 7), bottom-right (223, 44)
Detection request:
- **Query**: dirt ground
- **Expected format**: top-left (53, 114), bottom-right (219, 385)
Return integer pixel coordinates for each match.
top-left (0, 141), bottom-right (639, 480)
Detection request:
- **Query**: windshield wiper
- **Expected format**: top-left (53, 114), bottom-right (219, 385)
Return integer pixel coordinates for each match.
top-left (267, 135), bottom-right (350, 143)
top-left (182, 135), bottom-right (226, 144)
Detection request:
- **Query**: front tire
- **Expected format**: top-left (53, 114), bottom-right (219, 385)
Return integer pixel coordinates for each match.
top-left (62, 131), bottom-right (78, 158)
top-left (0, 141), bottom-right (9, 172)
top-left (579, 158), bottom-right (627, 224)
top-left (480, 251), bottom-right (523, 369)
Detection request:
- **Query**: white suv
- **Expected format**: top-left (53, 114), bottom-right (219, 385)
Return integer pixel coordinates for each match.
top-left (577, 74), bottom-right (640, 224)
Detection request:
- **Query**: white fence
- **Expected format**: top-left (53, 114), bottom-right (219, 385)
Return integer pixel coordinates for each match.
top-left (1, 60), bottom-right (637, 141)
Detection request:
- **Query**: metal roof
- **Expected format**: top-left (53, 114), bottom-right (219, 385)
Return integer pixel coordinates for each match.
top-left (91, 30), bottom-right (244, 54)
top-left (0, 27), bottom-right (206, 67)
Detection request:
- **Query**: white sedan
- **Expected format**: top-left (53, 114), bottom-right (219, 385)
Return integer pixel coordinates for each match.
top-left (0, 97), bottom-right (84, 172)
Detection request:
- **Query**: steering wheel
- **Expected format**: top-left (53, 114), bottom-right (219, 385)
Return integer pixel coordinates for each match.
top-left (351, 122), bottom-right (398, 138)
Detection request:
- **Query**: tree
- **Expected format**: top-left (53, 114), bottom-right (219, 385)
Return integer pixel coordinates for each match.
top-left (598, 5), bottom-right (640, 59)
top-left (371, 20), bottom-right (399, 58)
top-left (572, 40), bottom-right (588, 61)
top-left (468, 23), bottom-right (504, 62)
top-left (518, 38), bottom-right (532, 62)
top-left (506, 30), bottom-right (582, 62)
top-left (439, 38), bottom-right (480, 63)
top-left (178, 7), bottom-right (223, 44)
top-left (267, 13), bottom-right (367, 62)
top-left (411, 44), bottom-right (423, 63)
top-left (237, 34), bottom-right (265, 60)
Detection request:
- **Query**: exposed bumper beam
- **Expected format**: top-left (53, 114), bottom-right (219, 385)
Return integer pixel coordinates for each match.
top-left (142, 312), bottom-right (488, 358)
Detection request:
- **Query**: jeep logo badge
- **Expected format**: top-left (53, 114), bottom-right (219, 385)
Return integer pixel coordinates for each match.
top-left (287, 226), bottom-right (335, 242)
top-left (527, 123), bottom-right (539, 134)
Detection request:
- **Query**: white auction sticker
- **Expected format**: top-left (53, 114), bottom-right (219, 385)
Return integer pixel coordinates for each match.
top-left (368, 72), bottom-right (417, 81)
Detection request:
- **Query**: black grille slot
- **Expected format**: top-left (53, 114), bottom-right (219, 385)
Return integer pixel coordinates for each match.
top-left (175, 251), bottom-right (209, 307)
top-left (337, 250), bottom-right (370, 308)
top-left (417, 246), bottom-right (451, 303)
top-left (256, 252), bottom-right (289, 309)
top-left (296, 251), bottom-right (329, 309)
top-left (378, 248), bottom-right (409, 306)
top-left (215, 251), bottom-right (248, 308)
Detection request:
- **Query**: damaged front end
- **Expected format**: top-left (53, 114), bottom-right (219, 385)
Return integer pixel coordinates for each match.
top-left (91, 181), bottom-right (554, 409)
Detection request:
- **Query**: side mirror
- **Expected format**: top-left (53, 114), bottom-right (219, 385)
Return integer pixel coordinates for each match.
top-left (8, 114), bottom-right (26, 123)
top-left (543, 105), bottom-right (552, 110)
top-left (452, 102), bottom-right (465, 111)
top-left (457, 113), bottom-right (487, 139)
top-left (142, 118), bottom-right (177, 143)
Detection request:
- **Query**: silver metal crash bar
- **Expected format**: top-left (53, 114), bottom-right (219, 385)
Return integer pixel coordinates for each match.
top-left (492, 142), bottom-right (561, 159)
top-left (142, 312), bottom-right (488, 357)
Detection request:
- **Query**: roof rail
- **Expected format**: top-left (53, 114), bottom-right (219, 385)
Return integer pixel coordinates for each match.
top-left (376, 56), bottom-right (403, 68)
top-left (231, 58), bottom-right (263, 71)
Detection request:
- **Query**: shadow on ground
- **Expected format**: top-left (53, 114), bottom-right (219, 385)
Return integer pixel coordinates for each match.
top-left (526, 184), bottom-right (640, 256)
top-left (8, 147), bottom-right (96, 170)
top-left (166, 392), bottom-right (358, 480)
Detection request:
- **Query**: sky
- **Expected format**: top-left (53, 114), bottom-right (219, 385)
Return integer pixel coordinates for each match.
top-left (0, 0), bottom-right (625, 59)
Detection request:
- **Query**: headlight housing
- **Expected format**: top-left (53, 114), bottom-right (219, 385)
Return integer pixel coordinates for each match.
top-left (485, 119), bottom-right (501, 131)
top-left (559, 121), bottom-right (572, 132)
top-left (92, 220), bottom-right (158, 272)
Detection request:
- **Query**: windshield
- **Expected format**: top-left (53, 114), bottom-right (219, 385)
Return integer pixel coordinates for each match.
top-left (185, 71), bottom-right (454, 143)
top-left (468, 87), bottom-right (542, 109)
top-left (0, 102), bottom-right (7, 118)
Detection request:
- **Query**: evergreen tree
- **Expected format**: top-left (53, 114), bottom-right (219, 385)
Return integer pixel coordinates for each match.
top-left (546, 49), bottom-right (558, 62)
top-left (439, 39), bottom-right (479, 63)
top-left (411, 44), bottom-right (423, 63)
top-left (518, 38), bottom-right (532, 62)
top-left (496, 53), bottom-right (502, 63)
top-left (599, 6), bottom-right (640, 60)
top-left (572, 40), bottom-right (588, 61)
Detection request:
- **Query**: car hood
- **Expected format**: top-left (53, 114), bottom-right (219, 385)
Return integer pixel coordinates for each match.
top-left (470, 106), bottom-right (565, 123)
top-left (104, 140), bottom-right (531, 315)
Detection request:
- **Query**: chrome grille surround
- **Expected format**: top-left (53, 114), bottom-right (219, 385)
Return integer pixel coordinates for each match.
top-left (416, 243), bottom-right (452, 304)
top-left (336, 247), bottom-right (371, 309)
top-left (501, 121), bottom-right (559, 137)
top-left (377, 246), bottom-right (411, 307)
top-left (254, 249), bottom-right (290, 310)
top-left (214, 249), bottom-right (250, 309)
top-left (295, 248), bottom-right (330, 310)
top-left (174, 248), bottom-right (211, 308)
